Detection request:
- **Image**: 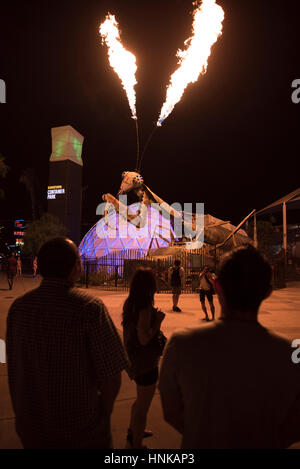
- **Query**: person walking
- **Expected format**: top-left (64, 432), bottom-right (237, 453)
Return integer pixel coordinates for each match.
top-left (159, 246), bottom-right (300, 449)
top-left (32, 256), bottom-right (38, 277)
top-left (6, 237), bottom-right (128, 449)
top-left (7, 252), bottom-right (17, 290)
top-left (199, 266), bottom-right (216, 321)
top-left (17, 256), bottom-right (22, 276)
top-left (168, 259), bottom-right (184, 312)
top-left (123, 268), bottom-right (166, 449)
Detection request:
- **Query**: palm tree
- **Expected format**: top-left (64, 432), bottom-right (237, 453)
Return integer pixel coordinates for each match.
top-left (0, 154), bottom-right (9, 199)
top-left (20, 168), bottom-right (42, 220)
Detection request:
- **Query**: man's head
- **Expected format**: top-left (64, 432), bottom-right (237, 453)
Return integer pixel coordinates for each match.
top-left (38, 237), bottom-right (81, 282)
top-left (174, 259), bottom-right (181, 267)
top-left (215, 245), bottom-right (272, 317)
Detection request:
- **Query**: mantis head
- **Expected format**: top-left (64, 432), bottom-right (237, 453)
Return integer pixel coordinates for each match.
top-left (117, 171), bottom-right (144, 195)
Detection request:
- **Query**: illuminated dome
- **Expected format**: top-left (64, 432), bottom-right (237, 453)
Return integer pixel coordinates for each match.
top-left (79, 203), bottom-right (176, 259)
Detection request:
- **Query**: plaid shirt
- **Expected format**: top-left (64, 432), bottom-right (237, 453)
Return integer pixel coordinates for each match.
top-left (6, 279), bottom-right (128, 443)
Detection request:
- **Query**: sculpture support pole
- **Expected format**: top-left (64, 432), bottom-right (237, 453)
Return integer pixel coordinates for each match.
top-left (138, 126), bottom-right (157, 172)
top-left (253, 211), bottom-right (258, 248)
top-left (283, 202), bottom-right (287, 265)
top-left (218, 209), bottom-right (256, 249)
top-left (135, 119), bottom-right (140, 171)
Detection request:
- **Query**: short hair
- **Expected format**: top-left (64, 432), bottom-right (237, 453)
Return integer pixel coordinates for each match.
top-left (174, 259), bottom-right (181, 267)
top-left (217, 245), bottom-right (272, 313)
top-left (38, 237), bottom-right (78, 279)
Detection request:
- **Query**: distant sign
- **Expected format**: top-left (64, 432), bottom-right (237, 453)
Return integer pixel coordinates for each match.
top-left (47, 185), bottom-right (65, 200)
top-left (14, 220), bottom-right (26, 230)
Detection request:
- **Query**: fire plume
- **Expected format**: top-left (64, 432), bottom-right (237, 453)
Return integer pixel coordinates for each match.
top-left (157, 0), bottom-right (224, 126)
top-left (100, 14), bottom-right (138, 119)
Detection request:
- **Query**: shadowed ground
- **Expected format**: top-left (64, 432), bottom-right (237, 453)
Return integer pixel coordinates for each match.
top-left (0, 273), bottom-right (299, 449)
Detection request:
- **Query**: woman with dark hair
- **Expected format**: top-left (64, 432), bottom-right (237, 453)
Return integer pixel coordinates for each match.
top-left (123, 268), bottom-right (166, 449)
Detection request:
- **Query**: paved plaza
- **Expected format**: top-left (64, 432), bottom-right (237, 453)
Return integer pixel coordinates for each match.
top-left (0, 273), bottom-right (300, 449)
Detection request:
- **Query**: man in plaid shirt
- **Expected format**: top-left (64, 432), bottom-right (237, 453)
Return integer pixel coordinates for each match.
top-left (6, 237), bottom-right (128, 449)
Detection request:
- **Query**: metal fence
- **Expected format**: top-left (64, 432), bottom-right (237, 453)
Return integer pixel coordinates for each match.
top-left (81, 246), bottom-right (218, 293)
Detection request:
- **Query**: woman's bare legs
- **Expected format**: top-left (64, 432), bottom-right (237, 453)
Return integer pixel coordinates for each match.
top-left (129, 383), bottom-right (156, 448)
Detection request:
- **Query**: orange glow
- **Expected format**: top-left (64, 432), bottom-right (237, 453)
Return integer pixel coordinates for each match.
top-left (157, 0), bottom-right (224, 126)
top-left (100, 14), bottom-right (138, 119)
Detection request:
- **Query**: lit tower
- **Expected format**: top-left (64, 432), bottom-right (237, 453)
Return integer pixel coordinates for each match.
top-left (48, 125), bottom-right (84, 245)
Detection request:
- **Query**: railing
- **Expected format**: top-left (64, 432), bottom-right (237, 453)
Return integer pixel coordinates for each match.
top-left (81, 246), bottom-right (219, 292)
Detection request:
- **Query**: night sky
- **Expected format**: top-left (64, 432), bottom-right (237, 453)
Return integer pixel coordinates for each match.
top-left (0, 0), bottom-right (299, 230)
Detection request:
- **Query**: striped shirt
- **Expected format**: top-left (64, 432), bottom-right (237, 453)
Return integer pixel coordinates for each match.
top-left (6, 278), bottom-right (128, 443)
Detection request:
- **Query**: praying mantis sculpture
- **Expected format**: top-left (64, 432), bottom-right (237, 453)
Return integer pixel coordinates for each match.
top-left (99, 5), bottom-right (230, 248)
top-left (102, 170), bottom-right (201, 242)
top-left (101, 171), bottom-right (250, 248)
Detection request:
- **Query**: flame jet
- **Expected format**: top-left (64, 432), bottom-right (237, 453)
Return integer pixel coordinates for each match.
top-left (100, 14), bottom-right (138, 120)
top-left (157, 0), bottom-right (225, 126)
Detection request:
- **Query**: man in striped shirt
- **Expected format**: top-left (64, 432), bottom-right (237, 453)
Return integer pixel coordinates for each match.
top-left (6, 237), bottom-right (128, 449)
